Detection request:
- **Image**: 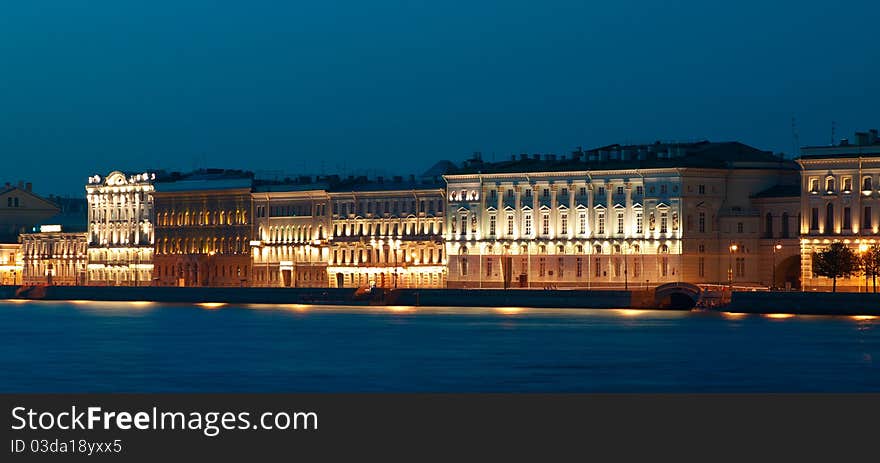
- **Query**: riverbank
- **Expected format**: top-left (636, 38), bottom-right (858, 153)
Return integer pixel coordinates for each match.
top-left (724, 291), bottom-right (880, 316)
top-left (0, 285), bottom-right (659, 310)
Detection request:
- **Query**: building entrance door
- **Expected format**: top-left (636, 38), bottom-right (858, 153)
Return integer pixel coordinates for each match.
top-left (282, 269), bottom-right (292, 287)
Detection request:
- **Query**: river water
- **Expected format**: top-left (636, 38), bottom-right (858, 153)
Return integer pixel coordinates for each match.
top-left (1, 300), bottom-right (878, 392)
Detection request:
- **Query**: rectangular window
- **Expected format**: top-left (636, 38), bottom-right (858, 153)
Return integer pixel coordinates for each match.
top-left (460, 215), bottom-right (467, 236)
top-left (865, 207), bottom-right (873, 230)
top-left (576, 257), bottom-right (583, 277)
top-left (698, 184), bottom-right (706, 194)
top-left (524, 213), bottom-right (532, 236)
top-left (560, 188), bottom-right (568, 196)
top-left (489, 215), bottom-right (497, 236)
top-left (539, 258), bottom-right (546, 277)
top-left (524, 189), bottom-right (532, 198)
top-left (616, 211), bottom-right (624, 234)
top-left (579, 187), bottom-right (586, 196)
top-left (486, 258), bottom-right (493, 277)
top-left (597, 211), bottom-right (605, 235)
top-left (811, 207), bottom-right (819, 230)
top-left (579, 213), bottom-right (586, 235)
top-left (844, 207), bottom-right (852, 230)
top-left (597, 187), bottom-right (605, 196)
top-left (542, 188), bottom-right (549, 198)
top-left (737, 222), bottom-right (744, 233)
top-left (636, 186), bottom-right (643, 195)
top-left (633, 260), bottom-right (640, 278)
top-left (660, 184), bottom-right (667, 194)
top-left (558, 257), bottom-right (564, 278)
top-left (660, 211), bottom-right (668, 233)
top-left (698, 257), bottom-right (705, 277)
top-left (736, 257), bottom-right (745, 277)
top-left (810, 178), bottom-right (819, 193)
top-left (542, 213), bottom-right (550, 235)
top-left (843, 177), bottom-right (852, 192)
top-left (616, 186), bottom-right (624, 195)
top-left (595, 258), bottom-right (601, 277)
top-left (699, 212), bottom-right (706, 233)
top-left (507, 215), bottom-right (514, 236)
top-left (560, 214), bottom-right (568, 235)
top-left (636, 211), bottom-right (643, 234)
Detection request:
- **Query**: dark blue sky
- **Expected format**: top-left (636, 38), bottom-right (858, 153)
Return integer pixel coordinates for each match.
top-left (2, 0), bottom-right (878, 195)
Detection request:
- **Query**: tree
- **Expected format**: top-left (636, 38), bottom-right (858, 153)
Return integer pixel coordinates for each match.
top-left (862, 245), bottom-right (880, 293)
top-left (812, 242), bottom-right (860, 292)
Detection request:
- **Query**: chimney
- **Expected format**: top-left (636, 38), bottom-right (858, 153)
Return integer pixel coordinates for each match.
top-left (520, 153), bottom-right (528, 161)
top-left (17, 180), bottom-right (24, 189)
top-left (869, 129), bottom-right (879, 144)
top-left (25, 182), bottom-right (32, 192)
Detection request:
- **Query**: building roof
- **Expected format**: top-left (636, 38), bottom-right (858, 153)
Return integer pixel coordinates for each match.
top-left (751, 184), bottom-right (801, 199)
top-left (154, 169), bottom-right (254, 193)
top-left (449, 141), bottom-right (795, 175)
top-left (799, 129), bottom-right (880, 159)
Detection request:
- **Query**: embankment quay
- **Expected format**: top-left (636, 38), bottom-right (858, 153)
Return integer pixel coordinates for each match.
top-left (1, 285), bottom-right (879, 316)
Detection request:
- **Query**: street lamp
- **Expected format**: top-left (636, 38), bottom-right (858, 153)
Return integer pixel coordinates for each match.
top-left (728, 243), bottom-right (738, 290)
top-left (772, 242), bottom-right (782, 290)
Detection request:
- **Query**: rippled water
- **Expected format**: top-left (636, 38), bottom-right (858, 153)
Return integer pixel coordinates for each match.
top-left (1, 300), bottom-right (878, 392)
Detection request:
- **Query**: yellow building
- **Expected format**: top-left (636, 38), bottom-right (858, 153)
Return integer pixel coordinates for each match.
top-left (327, 178), bottom-right (446, 289)
top-left (799, 129), bottom-right (880, 291)
top-left (0, 243), bottom-right (22, 285)
top-left (20, 225), bottom-right (88, 286)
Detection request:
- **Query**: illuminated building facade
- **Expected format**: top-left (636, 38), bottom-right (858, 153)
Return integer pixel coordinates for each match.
top-left (20, 225), bottom-right (88, 285)
top-left (85, 171), bottom-right (156, 286)
top-left (799, 129), bottom-right (880, 291)
top-left (251, 183), bottom-right (332, 287)
top-left (327, 179), bottom-right (446, 289)
top-left (0, 243), bottom-right (22, 285)
top-left (444, 143), bottom-right (798, 289)
top-left (152, 170), bottom-right (254, 287)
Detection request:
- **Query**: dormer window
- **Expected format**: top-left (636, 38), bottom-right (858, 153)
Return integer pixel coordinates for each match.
top-left (842, 177), bottom-right (852, 193)
top-left (810, 178), bottom-right (819, 194)
top-left (863, 177), bottom-right (873, 193)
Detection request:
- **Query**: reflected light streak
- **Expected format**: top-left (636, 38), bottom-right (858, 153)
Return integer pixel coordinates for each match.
top-left (127, 301), bottom-right (154, 307)
top-left (721, 312), bottom-right (748, 318)
top-left (765, 313), bottom-right (795, 319)
top-left (851, 315), bottom-right (877, 321)
top-left (493, 307), bottom-right (524, 315)
top-left (386, 306), bottom-right (415, 313)
top-left (616, 309), bottom-right (647, 317)
top-left (197, 302), bottom-right (226, 309)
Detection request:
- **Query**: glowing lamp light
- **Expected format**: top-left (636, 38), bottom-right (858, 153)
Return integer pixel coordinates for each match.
top-left (197, 302), bottom-right (226, 309)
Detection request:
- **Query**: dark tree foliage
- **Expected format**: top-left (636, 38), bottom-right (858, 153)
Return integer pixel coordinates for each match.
top-left (812, 242), bottom-right (859, 292)
top-left (862, 245), bottom-right (880, 293)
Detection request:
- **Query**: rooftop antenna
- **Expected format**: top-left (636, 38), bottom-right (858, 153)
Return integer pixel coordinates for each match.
top-left (790, 116), bottom-right (800, 158)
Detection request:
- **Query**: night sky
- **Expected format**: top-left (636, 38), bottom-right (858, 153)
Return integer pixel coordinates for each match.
top-left (2, 0), bottom-right (878, 195)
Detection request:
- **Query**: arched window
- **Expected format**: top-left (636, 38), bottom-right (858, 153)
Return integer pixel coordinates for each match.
top-left (781, 213), bottom-right (790, 238)
top-left (594, 244), bottom-right (602, 254)
top-left (826, 177), bottom-right (835, 192)
top-left (864, 176), bottom-right (873, 192)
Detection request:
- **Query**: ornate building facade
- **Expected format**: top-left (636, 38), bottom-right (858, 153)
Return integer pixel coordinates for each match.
top-left (20, 225), bottom-right (88, 285)
top-left (799, 129), bottom-right (880, 291)
top-left (327, 179), bottom-right (446, 289)
top-left (251, 183), bottom-right (332, 287)
top-left (152, 171), bottom-right (254, 287)
top-left (444, 143), bottom-right (799, 289)
top-left (85, 171), bottom-right (156, 286)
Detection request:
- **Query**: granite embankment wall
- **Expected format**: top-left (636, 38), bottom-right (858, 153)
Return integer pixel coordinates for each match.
top-left (727, 291), bottom-right (880, 315)
top-left (387, 288), bottom-right (638, 309)
top-left (0, 285), bottom-right (656, 309)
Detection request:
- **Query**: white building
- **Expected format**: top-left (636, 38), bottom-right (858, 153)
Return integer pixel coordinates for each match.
top-left (444, 143), bottom-right (799, 289)
top-left (799, 129), bottom-right (880, 291)
top-left (85, 171), bottom-right (157, 286)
